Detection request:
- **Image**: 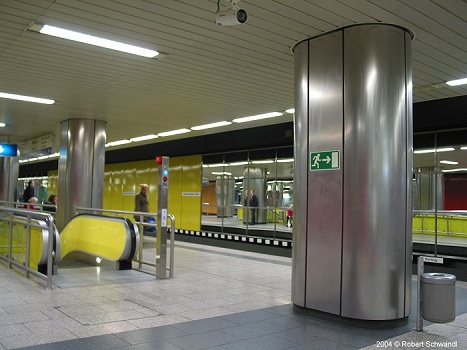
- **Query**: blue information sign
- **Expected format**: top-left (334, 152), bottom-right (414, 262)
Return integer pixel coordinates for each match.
top-left (0, 143), bottom-right (18, 157)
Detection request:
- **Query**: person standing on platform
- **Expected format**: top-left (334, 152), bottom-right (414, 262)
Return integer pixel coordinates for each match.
top-left (134, 184), bottom-right (149, 222)
top-left (23, 180), bottom-right (35, 203)
top-left (27, 197), bottom-right (38, 210)
top-left (249, 189), bottom-right (259, 225)
top-left (44, 194), bottom-right (58, 212)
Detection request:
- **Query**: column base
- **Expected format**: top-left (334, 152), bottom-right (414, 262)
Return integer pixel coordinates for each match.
top-left (293, 304), bottom-right (408, 329)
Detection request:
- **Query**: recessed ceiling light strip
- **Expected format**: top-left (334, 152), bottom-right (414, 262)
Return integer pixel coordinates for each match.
top-left (0, 92), bottom-right (54, 104)
top-left (28, 22), bottom-right (159, 58)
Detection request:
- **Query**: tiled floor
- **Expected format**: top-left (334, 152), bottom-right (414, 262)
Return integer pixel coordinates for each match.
top-left (0, 241), bottom-right (466, 349)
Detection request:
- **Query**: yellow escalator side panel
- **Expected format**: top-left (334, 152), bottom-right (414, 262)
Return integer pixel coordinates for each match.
top-left (60, 216), bottom-right (128, 260)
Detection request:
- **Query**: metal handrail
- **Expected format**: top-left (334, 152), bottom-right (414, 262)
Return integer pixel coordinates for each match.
top-left (168, 214), bottom-right (175, 278)
top-left (413, 210), bottom-right (467, 236)
top-left (0, 200), bottom-right (57, 213)
top-left (413, 210), bottom-right (467, 217)
top-left (0, 206), bottom-right (54, 289)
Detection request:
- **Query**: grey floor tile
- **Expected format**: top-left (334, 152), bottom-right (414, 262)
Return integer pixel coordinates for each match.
top-left (221, 334), bottom-right (297, 350)
top-left (165, 330), bottom-right (240, 350)
top-left (16, 334), bottom-right (131, 349)
top-left (289, 338), bottom-right (360, 350)
top-left (220, 320), bottom-right (289, 340)
top-left (273, 323), bottom-right (338, 344)
top-left (118, 339), bottom-right (184, 350)
top-left (220, 309), bottom-right (279, 324)
top-left (172, 317), bottom-right (238, 334)
top-left (115, 325), bottom-right (189, 344)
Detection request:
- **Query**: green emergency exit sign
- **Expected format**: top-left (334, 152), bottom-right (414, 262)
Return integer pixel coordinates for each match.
top-left (310, 150), bottom-right (340, 170)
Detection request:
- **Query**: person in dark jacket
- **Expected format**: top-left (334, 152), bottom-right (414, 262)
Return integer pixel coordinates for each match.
top-left (23, 180), bottom-right (35, 203)
top-left (249, 190), bottom-right (259, 225)
top-left (134, 184), bottom-right (149, 222)
top-left (44, 194), bottom-right (58, 212)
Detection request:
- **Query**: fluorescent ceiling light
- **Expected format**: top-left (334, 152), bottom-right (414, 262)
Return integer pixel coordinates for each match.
top-left (129, 134), bottom-right (158, 142)
top-left (191, 121), bottom-right (232, 130)
top-left (285, 108), bottom-right (295, 114)
top-left (446, 78), bottom-right (467, 86)
top-left (208, 163), bottom-right (228, 167)
top-left (277, 158), bottom-right (294, 163)
top-left (229, 161), bottom-right (248, 166)
top-left (0, 92), bottom-right (54, 104)
top-left (0, 123), bottom-right (5, 127)
top-left (232, 112), bottom-right (283, 123)
top-left (461, 146), bottom-right (467, 150)
top-left (414, 147), bottom-right (455, 154)
top-left (29, 23), bottom-right (159, 58)
top-left (212, 172), bottom-right (232, 175)
top-left (251, 160), bottom-right (274, 164)
top-left (106, 139), bottom-right (131, 147)
top-left (442, 168), bottom-right (467, 173)
top-left (157, 128), bottom-right (191, 137)
top-left (440, 160), bottom-right (458, 165)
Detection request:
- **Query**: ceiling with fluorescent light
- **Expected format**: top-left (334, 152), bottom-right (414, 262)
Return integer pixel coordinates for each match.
top-left (0, 0), bottom-right (466, 152)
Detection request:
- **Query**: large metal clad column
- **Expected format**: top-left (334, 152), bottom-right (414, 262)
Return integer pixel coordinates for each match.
top-left (341, 25), bottom-right (412, 320)
top-left (57, 119), bottom-right (106, 230)
top-left (242, 167), bottom-right (267, 224)
top-left (0, 150), bottom-right (19, 201)
top-left (291, 40), bottom-right (309, 306)
top-left (216, 175), bottom-right (234, 217)
top-left (413, 169), bottom-right (444, 210)
top-left (306, 30), bottom-right (344, 315)
top-left (292, 24), bottom-right (413, 325)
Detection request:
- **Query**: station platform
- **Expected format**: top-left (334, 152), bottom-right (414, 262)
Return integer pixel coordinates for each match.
top-left (0, 242), bottom-right (466, 349)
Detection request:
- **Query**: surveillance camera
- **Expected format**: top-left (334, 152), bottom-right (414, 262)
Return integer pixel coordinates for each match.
top-left (215, 8), bottom-right (248, 26)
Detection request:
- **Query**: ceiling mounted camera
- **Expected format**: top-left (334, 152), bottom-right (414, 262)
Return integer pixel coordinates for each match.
top-left (215, 0), bottom-right (247, 26)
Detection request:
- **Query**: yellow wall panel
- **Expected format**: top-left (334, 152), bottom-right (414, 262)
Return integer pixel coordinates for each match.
top-left (181, 155), bottom-right (202, 231)
top-left (122, 165), bottom-right (136, 212)
top-left (102, 155), bottom-right (202, 231)
top-left (103, 168), bottom-right (113, 209)
top-left (46, 171), bottom-right (58, 199)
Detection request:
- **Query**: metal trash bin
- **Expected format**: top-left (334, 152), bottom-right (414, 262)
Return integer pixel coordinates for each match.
top-left (421, 273), bottom-right (456, 323)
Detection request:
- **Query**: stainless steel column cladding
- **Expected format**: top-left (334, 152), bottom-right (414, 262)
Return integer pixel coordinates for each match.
top-left (242, 167), bottom-right (267, 224)
top-left (57, 119), bottom-right (106, 230)
top-left (216, 175), bottom-right (235, 217)
top-left (292, 23), bottom-right (413, 323)
top-left (0, 150), bottom-right (19, 202)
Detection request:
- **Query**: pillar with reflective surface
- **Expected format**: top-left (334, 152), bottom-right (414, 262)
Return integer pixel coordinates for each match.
top-left (413, 168), bottom-right (444, 210)
top-left (0, 150), bottom-right (19, 201)
top-left (57, 119), bottom-right (106, 230)
top-left (292, 24), bottom-right (413, 325)
top-left (216, 175), bottom-right (235, 217)
top-left (242, 167), bottom-right (267, 224)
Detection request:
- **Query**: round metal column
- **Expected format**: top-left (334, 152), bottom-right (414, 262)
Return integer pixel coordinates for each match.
top-left (216, 175), bottom-right (235, 217)
top-left (242, 167), bottom-right (267, 224)
top-left (292, 24), bottom-right (413, 325)
top-left (57, 119), bottom-right (106, 230)
top-left (0, 150), bottom-right (19, 202)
